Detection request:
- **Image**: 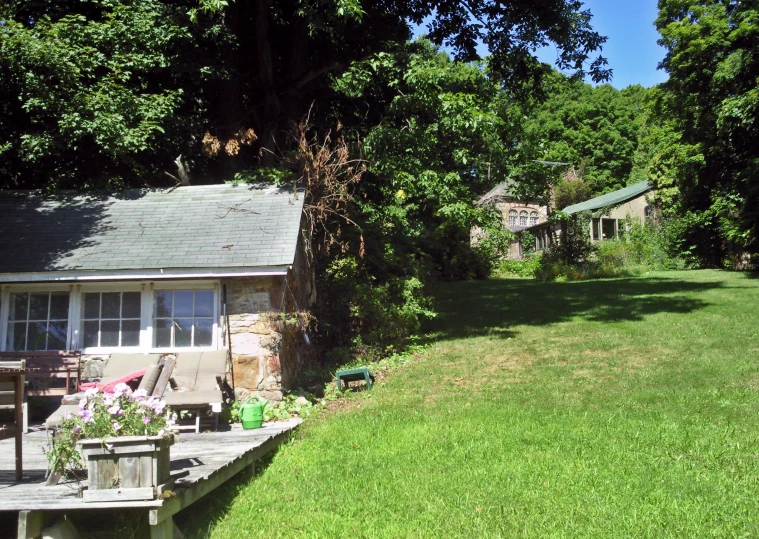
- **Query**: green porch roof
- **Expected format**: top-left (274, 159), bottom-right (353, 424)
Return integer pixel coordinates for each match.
top-left (561, 181), bottom-right (652, 215)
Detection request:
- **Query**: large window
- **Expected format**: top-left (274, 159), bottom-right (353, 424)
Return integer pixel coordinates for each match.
top-left (6, 292), bottom-right (69, 351)
top-left (1, 282), bottom-right (219, 352)
top-left (519, 211), bottom-right (527, 226)
top-left (529, 211), bottom-right (538, 225)
top-left (508, 210), bottom-right (517, 226)
top-left (81, 292), bottom-right (141, 348)
top-left (153, 290), bottom-right (214, 348)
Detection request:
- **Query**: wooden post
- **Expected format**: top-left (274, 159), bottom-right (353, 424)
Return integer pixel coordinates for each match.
top-left (17, 510), bottom-right (46, 539)
top-left (14, 369), bottom-right (24, 481)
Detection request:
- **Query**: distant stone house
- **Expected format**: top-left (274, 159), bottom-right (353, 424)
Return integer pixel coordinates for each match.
top-left (522, 180), bottom-right (654, 252)
top-left (0, 184), bottom-right (313, 400)
top-left (472, 180), bottom-right (549, 259)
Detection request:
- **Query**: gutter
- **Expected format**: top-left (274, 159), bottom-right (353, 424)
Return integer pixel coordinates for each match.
top-left (0, 265), bottom-right (291, 283)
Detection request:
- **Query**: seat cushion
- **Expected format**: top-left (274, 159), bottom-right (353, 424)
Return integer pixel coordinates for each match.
top-left (163, 390), bottom-right (223, 407)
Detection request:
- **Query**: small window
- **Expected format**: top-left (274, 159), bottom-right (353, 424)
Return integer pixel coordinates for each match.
top-left (7, 292), bottom-right (70, 351)
top-left (592, 218), bottom-right (601, 240)
top-left (529, 211), bottom-right (538, 225)
top-left (153, 290), bottom-right (214, 348)
top-left (81, 292), bottom-right (141, 348)
top-left (508, 210), bottom-right (517, 226)
top-left (602, 218), bottom-right (617, 240)
top-left (519, 211), bottom-right (528, 226)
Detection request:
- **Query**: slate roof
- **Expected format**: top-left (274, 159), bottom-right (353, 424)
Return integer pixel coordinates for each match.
top-left (476, 179), bottom-right (518, 206)
top-left (562, 181), bottom-right (651, 215)
top-left (0, 184), bottom-right (305, 275)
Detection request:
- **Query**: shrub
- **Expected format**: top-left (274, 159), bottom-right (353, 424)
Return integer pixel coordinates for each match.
top-left (495, 257), bottom-right (540, 278)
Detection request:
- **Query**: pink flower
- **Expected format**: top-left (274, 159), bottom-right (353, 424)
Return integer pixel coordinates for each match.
top-left (133, 389), bottom-right (148, 400)
top-left (112, 422), bottom-right (122, 431)
top-left (107, 404), bottom-right (121, 415)
top-left (84, 387), bottom-right (100, 398)
top-left (142, 416), bottom-right (151, 425)
top-left (112, 383), bottom-right (132, 395)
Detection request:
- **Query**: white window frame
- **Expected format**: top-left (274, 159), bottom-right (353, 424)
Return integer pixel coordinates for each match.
top-left (150, 282), bottom-right (220, 353)
top-left (0, 280), bottom-right (220, 354)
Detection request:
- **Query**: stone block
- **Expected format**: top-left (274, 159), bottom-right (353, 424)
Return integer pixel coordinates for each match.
top-left (230, 332), bottom-right (261, 354)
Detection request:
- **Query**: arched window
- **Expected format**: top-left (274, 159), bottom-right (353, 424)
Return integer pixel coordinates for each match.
top-left (508, 210), bottom-right (517, 226)
top-left (519, 210), bottom-right (528, 226)
top-left (529, 211), bottom-right (538, 225)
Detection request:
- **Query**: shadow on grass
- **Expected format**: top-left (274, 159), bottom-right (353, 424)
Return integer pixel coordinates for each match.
top-left (426, 276), bottom-right (720, 342)
top-left (174, 451), bottom-right (277, 539)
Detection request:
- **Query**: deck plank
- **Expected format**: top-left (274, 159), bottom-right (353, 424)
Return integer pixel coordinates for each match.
top-left (0, 419), bottom-right (301, 512)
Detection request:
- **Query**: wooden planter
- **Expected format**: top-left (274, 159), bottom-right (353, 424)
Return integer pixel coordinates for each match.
top-left (78, 434), bottom-right (174, 502)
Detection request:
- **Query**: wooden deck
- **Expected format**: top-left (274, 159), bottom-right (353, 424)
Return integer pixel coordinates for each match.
top-left (0, 419), bottom-right (302, 538)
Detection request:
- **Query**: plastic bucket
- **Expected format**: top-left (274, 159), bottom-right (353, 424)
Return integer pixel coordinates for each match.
top-left (240, 397), bottom-right (267, 429)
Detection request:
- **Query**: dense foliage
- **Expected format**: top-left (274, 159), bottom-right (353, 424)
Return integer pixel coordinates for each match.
top-left (654, 0), bottom-right (759, 265)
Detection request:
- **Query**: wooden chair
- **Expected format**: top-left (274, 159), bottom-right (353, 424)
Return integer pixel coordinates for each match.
top-left (0, 360), bottom-right (26, 481)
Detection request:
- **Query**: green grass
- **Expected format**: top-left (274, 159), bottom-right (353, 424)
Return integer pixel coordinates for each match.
top-left (181, 270), bottom-right (759, 537)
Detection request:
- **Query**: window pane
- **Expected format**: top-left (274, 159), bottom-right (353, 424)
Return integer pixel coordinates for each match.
top-left (10, 293), bottom-right (27, 321)
top-left (27, 321), bottom-right (47, 350)
top-left (101, 320), bottom-right (119, 347)
top-left (154, 318), bottom-right (172, 347)
top-left (101, 293), bottom-right (120, 319)
top-left (83, 321), bottom-right (99, 348)
top-left (195, 319), bottom-right (213, 346)
top-left (121, 319), bottom-right (140, 347)
top-left (122, 292), bottom-right (141, 318)
top-left (84, 293), bottom-right (100, 319)
top-left (174, 318), bottom-right (193, 347)
top-left (592, 218), bottom-right (601, 240)
top-left (48, 321), bottom-right (68, 350)
top-left (29, 293), bottom-right (49, 321)
top-left (602, 219), bottom-right (616, 240)
top-left (8, 322), bottom-right (26, 351)
top-left (49, 292), bottom-right (70, 320)
top-left (194, 291), bottom-right (214, 317)
top-left (155, 291), bottom-right (172, 318)
top-left (174, 291), bottom-right (193, 317)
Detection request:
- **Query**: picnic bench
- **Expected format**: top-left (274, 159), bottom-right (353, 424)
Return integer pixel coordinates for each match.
top-left (0, 351), bottom-right (81, 433)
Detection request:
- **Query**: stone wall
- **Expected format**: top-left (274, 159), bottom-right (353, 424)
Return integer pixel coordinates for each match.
top-left (224, 277), bottom-right (286, 400)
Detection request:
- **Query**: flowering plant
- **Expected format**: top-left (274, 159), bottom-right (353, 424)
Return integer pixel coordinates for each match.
top-left (47, 383), bottom-right (170, 477)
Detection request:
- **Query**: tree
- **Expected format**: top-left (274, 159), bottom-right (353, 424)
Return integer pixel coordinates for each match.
top-left (0, 0), bottom-right (229, 188)
top-left (656, 0), bottom-right (759, 264)
top-left (520, 71), bottom-right (650, 197)
top-left (2, 0), bottom-right (611, 187)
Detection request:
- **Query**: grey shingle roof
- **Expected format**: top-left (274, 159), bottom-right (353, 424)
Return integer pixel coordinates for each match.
top-left (562, 181), bottom-right (651, 215)
top-left (0, 184), bottom-right (305, 274)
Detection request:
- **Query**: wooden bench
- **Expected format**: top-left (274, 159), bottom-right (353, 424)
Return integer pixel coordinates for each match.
top-left (0, 351), bottom-right (81, 432)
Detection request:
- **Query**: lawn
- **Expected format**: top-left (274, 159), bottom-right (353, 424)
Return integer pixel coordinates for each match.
top-left (181, 270), bottom-right (759, 537)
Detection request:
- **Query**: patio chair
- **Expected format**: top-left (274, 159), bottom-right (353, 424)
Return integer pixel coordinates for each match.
top-left (162, 350), bottom-right (228, 433)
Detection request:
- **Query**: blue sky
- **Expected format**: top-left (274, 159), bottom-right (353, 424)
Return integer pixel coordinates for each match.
top-left (413, 0), bottom-right (668, 89)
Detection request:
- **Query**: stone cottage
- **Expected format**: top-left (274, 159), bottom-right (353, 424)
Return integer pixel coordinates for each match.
top-left (472, 179), bottom-right (549, 259)
top-left (0, 184), bottom-right (312, 400)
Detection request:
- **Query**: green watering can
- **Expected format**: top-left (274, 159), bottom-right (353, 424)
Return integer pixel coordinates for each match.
top-left (240, 396), bottom-right (268, 429)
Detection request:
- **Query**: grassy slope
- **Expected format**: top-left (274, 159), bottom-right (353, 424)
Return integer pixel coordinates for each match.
top-left (182, 270), bottom-right (759, 538)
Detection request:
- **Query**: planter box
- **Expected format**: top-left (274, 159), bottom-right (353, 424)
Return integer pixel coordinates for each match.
top-left (78, 434), bottom-right (174, 502)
